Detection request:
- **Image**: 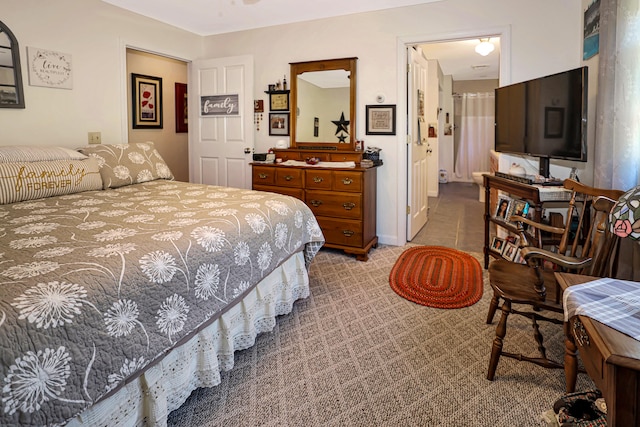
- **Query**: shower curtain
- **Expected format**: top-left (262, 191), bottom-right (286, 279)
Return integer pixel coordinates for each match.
top-left (454, 92), bottom-right (495, 181)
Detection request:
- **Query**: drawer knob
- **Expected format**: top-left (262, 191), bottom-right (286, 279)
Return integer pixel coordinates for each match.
top-left (343, 202), bottom-right (356, 210)
top-left (284, 175), bottom-right (294, 181)
top-left (342, 178), bottom-right (353, 185)
top-left (342, 230), bottom-right (355, 237)
top-left (313, 176), bottom-right (324, 183)
top-left (258, 173), bottom-right (268, 179)
top-left (572, 318), bottom-right (590, 347)
top-left (310, 199), bottom-right (323, 207)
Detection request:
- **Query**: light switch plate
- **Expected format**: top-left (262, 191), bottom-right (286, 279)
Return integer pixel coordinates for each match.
top-left (88, 132), bottom-right (101, 144)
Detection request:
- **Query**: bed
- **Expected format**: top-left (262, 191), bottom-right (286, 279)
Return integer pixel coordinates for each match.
top-left (0, 143), bottom-right (324, 426)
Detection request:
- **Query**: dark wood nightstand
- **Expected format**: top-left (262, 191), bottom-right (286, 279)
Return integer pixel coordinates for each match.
top-left (556, 272), bottom-right (640, 426)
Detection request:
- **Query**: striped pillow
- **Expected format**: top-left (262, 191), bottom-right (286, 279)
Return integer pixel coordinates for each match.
top-left (0, 158), bottom-right (103, 204)
top-left (0, 145), bottom-right (88, 162)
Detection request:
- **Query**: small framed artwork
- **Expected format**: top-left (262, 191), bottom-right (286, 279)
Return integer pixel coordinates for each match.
top-left (514, 248), bottom-right (526, 264)
top-left (494, 197), bottom-right (512, 221)
top-left (491, 236), bottom-right (506, 254)
top-left (254, 99), bottom-right (264, 113)
top-left (269, 112), bottom-right (289, 136)
top-left (503, 243), bottom-right (518, 261)
top-left (132, 73), bottom-right (163, 129)
top-left (269, 91), bottom-right (289, 111)
top-left (366, 104), bottom-right (396, 135)
top-left (175, 83), bottom-right (188, 133)
top-left (313, 117), bottom-right (319, 137)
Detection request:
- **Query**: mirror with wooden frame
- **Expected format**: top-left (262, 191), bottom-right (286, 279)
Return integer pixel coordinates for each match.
top-left (0, 20), bottom-right (25, 108)
top-left (290, 57), bottom-right (357, 151)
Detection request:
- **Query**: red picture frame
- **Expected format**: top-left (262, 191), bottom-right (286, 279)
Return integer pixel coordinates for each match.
top-left (175, 82), bottom-right (188, 133)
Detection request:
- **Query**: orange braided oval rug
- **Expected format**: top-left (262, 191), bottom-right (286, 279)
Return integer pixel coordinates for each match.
top-left (389, 246), bottom-right (483, 309)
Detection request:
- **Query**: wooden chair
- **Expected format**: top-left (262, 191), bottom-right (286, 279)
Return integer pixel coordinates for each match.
top-left (485, 179), bottom-right (624, 381)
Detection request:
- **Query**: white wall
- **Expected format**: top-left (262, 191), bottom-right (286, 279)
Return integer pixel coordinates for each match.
top-left (0, 0), bottom-right (202, 148)
top-left (1, 0), bottom-right (583, 247)
top-left (200, 0), bottom-right (582, 245)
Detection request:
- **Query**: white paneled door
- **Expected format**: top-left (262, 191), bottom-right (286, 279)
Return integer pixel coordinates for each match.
top-left (189, 55), bottom-right (254, 188)
top-left (407, 47), bottom-right (430, 240)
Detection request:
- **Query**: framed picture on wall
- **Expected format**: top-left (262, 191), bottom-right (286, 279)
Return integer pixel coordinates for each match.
top-left (269, 112), bottom-right (289, 136)
top-left (365, 104), bottom-right (396, 135)
top-left (175, 83), bottom-right (188, 133)
top-left (131, 73), bottom-right (163, 129)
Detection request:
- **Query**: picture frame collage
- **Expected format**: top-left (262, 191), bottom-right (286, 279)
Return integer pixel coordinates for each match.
top-left (491, 195), bottom-right (532, 264)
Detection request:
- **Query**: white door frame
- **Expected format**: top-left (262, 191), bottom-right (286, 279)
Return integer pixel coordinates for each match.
top-left (395, 26), bottom-right (512, 246)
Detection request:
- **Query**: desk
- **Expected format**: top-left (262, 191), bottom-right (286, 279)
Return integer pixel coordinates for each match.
top-left (483, 174), bottom-right (572, 268)
top-left (556, 272), bottom-right (640, 426)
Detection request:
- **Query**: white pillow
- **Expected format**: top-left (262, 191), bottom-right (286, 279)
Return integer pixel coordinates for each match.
top-left (0, 145), bottom-right (88, 163)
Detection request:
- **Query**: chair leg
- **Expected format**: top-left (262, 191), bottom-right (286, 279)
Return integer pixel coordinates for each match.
top-left (486, 292), bottom-right (500, 324)
top-left (487, 299), bottom-right (511, 381)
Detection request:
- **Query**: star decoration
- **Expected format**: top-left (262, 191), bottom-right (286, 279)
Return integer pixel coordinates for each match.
top-left (337, 133), bottom-right (347, 143)
top-left (332, 112), bottom-right (350, 136)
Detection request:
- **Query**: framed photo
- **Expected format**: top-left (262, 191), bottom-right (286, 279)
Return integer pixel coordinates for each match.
top-left (514, 248), bottom-right (526, 264)
top-left (132, 73), bottom-right (163, 129)
top-left (491, 236), bottom-right (506, 254)
top-left (366, 104), bottom-right (396, 135)
top-left (505, 234), bottom-right (520, 248)
top-left (494, 197), bottom-right (512, 221)
top-left (269, 112), bottom-right (289, 136)
top-left (503, 243), bottom-right (518, 261)
top-left (509, 200), bottom-right (529, 225)
top-left (269, 91), bottom-right (289, 111)
top-left (175, 83), bottom-right (188, 133)
top-left (544, 107), bottom-right (564, 138)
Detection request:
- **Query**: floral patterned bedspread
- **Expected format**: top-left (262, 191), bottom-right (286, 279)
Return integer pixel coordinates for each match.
top-left (0, 181), bottom-right (324, 426)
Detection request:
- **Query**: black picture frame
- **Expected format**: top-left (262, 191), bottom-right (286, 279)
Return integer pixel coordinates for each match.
top-left (269, 112), bottom-right (289, 136)
top-left (131, 73), bottom-right (163, 129)
top-left (366, 104), bottom-right (396, 135)
top-left (269, 91), bottom-right (289, 111)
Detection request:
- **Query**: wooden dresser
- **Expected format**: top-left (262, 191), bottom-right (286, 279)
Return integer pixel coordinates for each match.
top-left (252, 149), bottom-right (378, 261)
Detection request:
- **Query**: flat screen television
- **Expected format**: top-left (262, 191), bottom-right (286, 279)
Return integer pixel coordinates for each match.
top-left (494, 66), bottom-right (588, 178)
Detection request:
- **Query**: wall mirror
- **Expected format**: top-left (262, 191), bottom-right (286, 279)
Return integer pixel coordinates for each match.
top-left (290, 57), bottom-right (357, 151)
top-left (0, 20), bottom-right (25, 108)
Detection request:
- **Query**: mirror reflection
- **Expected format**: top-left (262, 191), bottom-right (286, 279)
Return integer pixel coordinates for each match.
top-left (290, 57), bottom-right (357, 150)
top-left (0, 20), bottom-right (25, 108)
top-left (296, 69), bottom-right (350, 143)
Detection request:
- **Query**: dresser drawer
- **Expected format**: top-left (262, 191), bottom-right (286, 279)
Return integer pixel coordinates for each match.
top-left (274, 151), bottom-right (301, 161)
top-left (333, 171), bottom-right (362, 192)
top-left (571, 316), bottom-right (604, 389)
top-left (330, 152), bottom-right (362, 162)
top-left (306, 190), bottom-right (362, 219)
top-left (253, 185), bottom-right (304, 200)
top-left (275, 168), bottom-right (304, 187)
top-left (252, 166), bottom-right (275, 185)
top-left (317, 217), bottom-right (363, 247)
top-left (305, 170), bottom-right (332, 190)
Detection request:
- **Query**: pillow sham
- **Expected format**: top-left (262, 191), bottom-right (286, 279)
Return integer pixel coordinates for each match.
top-left (78, 142), bottom-right (174, 189)
top-left (0, 145), bottom-right (88, 162)
top-left (0, 158), bottom-right (103, 204)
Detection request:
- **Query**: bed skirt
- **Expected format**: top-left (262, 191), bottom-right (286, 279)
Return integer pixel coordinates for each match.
top-left (67, 251), bottom-right (310, 426)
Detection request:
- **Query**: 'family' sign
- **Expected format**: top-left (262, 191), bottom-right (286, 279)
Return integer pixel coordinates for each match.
top-left (200, 94), bottom-right (240, 116)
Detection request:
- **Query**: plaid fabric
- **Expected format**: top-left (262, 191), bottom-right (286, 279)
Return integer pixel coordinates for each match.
top-left (563, 277), bottom-right (640, 340)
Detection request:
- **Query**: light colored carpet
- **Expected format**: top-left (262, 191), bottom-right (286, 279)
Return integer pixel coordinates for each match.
top-left (167, 244), bottom-right (594, 426)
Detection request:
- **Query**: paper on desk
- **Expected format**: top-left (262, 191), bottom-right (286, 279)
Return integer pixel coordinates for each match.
top-left (563, 277), bottom-right (640, 340)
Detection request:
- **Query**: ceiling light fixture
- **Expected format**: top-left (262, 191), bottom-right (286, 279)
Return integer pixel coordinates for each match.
top-left (475, 38), bottom-right (495, 56)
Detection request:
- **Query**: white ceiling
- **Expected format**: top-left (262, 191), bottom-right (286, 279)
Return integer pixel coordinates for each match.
top-left (419, 38), bottom-right (500, 81)
top-left (100, 0), bottom-right (444, 36)
top-left (102, 0), bottom-right (499, 81)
